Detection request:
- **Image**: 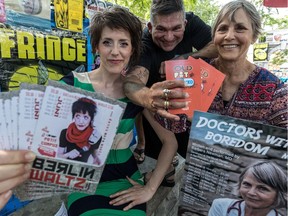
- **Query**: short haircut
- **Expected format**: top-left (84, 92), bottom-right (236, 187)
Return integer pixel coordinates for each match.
top-left (150, 0), bottom-right (185, 24)
top-left (72, 97), bottom-right (97, 121)
top-left (238, 161), bottom-right (287, 209)
top-left (89, 6), bottom-right (143, 71)
top-left (211, 0), bottom-right (262, 41)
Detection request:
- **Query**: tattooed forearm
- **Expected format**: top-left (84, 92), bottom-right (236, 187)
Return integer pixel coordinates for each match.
top-left (133, 66), bottom-right (149, 83)
top-left (123, 66), bottom-right (150, 106)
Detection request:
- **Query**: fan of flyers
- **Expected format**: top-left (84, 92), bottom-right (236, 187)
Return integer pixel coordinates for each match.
top-left (165, 57), bottom-right (225, 119)
top-left (0, 81), bottom-right (126, 201)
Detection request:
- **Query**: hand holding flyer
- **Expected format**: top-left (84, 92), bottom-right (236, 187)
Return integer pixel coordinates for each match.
top-left (165, 57), bottom-right (225, 119)
top-left (0, 81), bottom-right (126, 201)
top-left (165, 57), bottom-right (202, 119)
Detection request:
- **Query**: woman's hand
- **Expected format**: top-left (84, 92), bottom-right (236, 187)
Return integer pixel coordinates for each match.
top-left (0, 150), bottom-right (36, 210)
top-left (109, 176), bottom-right (154, 211)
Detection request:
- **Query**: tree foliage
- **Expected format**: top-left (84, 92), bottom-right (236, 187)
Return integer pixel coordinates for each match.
top-left (111, 0), bottom-right (151, 20)
top-left (106, 0), bottom-right (288, 68)
top-left (106, 0), bottom-right (287, 30)
top-left (106, 0), bottom-right (287, 67)
top-left (248, 0), bottom-right (288, 30)
top-left (192, 0), bottom-right (220, 26)
top-left (250, 0), bottom-right (288, 67)
top-left (106, 0), bottom-right (198, 21)
top-left (106, 0), bottom-right (219, 27)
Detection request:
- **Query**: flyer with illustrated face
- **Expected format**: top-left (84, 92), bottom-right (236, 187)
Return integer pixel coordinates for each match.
top-left (14, 81), bottom-right (126, 200)
top-left (31, 81), bottom-right (125, 166)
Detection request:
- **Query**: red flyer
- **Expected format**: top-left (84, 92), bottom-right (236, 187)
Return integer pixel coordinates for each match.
top-left (196, 57), bottom-right (225, 111)
top-left (165, 58), bottom-right (201, 119)
top-left (165, 57), bottom-right (225, 119)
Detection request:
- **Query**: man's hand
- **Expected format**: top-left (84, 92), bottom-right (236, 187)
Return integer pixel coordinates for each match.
top-left (0, 150), bottom-right (36, 210)
top-left (148, 80), bottom-right (188, 120)
top-left (124, 66), bottom-right (188, 120)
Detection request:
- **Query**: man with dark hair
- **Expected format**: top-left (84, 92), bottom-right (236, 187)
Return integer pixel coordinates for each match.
top-left (125, 0), bottom-right (217, 162)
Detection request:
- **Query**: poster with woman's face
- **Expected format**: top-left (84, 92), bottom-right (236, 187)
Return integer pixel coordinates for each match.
top-left (178, 111), bottom-right (287, 216)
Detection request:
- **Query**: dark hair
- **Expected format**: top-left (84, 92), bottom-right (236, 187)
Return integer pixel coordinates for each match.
top-left (72, 97), bottom-right (97, 121)
top-left (150, 0), bottom-right (185, 24)
top-left (89, 6), bottom-right (142, 71)
top-left (212, 0), bottom-right (262, 41)
top-left (238, 161), bottom-right (287, 209)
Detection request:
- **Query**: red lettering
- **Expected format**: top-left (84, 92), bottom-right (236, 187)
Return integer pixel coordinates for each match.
top-left (65, 175), bottom-right (75, 186)
top-left (30, 169), bottom-right (44, 180)
top-left (55, 174), bottom-right (66, 186)
top-left (44, 171), bottom-right (57, 183)
top-left (74, 178), bottom-right (86, 189)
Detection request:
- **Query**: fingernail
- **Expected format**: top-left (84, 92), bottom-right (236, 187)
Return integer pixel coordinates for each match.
top-left (25, 152), bottom-right (36, 161)
top-left (4, 190), bottom-right (12, 199)
top-left (184, 93), bottom-right (189, 98)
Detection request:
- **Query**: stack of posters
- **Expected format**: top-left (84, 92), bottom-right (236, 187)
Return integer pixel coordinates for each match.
top-left (178, 111), bottom-right (287, 216)
top-left (0, 81), bottom-right (126, 201)
top-left (165, 57), bottom-right (225, 119)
